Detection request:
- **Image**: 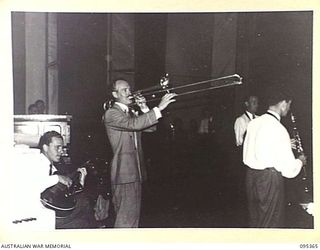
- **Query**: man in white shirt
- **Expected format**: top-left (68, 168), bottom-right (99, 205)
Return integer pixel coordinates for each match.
top-left (243, 89), bottom-right (307, 227)
top-left (10, 131), bottom-right (72, 230)
top-left (38, 131), bottom-right (88, 229)
top-left (234, 95), bottom-right (259, 147)
top-left (104, 79), bottom-right (176, 227)
top-left (233, 95), bottom-right (259, 211)
top-left (38, 131), bottom-right (72, 190)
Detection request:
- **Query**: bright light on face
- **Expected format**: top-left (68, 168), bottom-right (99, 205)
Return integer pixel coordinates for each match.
top-left (246, 96), bottom-right (259, 113)
top-left (44, 137), bottom-right (63, 163)
top-left (113, 80), bottom-right (132, 105)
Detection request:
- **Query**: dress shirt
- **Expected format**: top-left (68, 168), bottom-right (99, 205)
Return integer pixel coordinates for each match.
top-left (114, 102), bottom-right (162, 119)
top-left (38, 153), bottom-right (59, 191)
top-left (9, 148), bottom-right (56, 230)
top-left (234, 111), bottom-right (258, 146)
top-left (243, 110), bottom-right (302, 178)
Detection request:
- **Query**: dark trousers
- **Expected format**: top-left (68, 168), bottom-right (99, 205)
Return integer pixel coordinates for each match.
top-left (246, 167), bottom-right (285, 228)
top-left (235, 146), bottom-right (247, 201)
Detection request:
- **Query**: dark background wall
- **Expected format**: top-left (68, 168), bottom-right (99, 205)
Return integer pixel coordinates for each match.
top-left (57, 13), bottom-right (110, 161)
top-left (134, 14), bottom-right (168, 90)
top-left (236, 12), bottom-right (312, 162)
top-left (58, 13), bottom-right (109, 120)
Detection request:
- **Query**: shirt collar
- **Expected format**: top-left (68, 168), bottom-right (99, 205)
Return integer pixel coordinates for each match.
top-left (40, 153), bottom-right (58, 171)
top-left (245, 111), bottom-right (255, 120)
top-left (115, 102), bottom-right (129, 113)
top-left (267, 110), bottom-right (281, 121)
top-left (40, 152), bottom-right (51, 165)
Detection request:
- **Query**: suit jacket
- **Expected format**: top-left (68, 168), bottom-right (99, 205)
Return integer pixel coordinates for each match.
top-left (103, 103), bottom-right (158, 184)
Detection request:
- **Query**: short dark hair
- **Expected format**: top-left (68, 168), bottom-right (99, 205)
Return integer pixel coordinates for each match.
top-left (35, 99), bottom-right (45, 105)
top-left (244, 94), bottom-right (258, 103)
top-left (28, 104), bottom-right (38, 112)
top-left (38, 131), bottom-right (63, 152)
top-left (267, 85), bottom-right (292, 107)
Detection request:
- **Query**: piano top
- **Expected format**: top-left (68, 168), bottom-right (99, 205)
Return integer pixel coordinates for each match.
top-left (14, 114), bottom-right (72, 122)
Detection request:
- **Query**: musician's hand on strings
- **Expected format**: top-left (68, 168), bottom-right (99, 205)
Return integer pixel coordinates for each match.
top-left (58, 175), bottom-right (72, 187)
top-left (157, 93), bottom-right (177, 111)
top-left (298, 154), bottom-right (307, 166)
top-left (290, 138), bottom-right (297, 150)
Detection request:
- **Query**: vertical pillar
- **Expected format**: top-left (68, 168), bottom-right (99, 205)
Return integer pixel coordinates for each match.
top-left (47, 13), bottom-right (58, 114)
top-left (12, 12), bottom-right (26, 114)
top-left (25, 12), bottom-right (47, 113)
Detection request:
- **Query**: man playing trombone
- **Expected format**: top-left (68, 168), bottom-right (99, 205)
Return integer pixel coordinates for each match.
top-left (103, 79), bottom-right (177, 228)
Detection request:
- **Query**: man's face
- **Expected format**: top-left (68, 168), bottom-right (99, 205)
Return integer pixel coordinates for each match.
top-left (246, 96), bottom-right (259, 114)
top-left (36, 101), bottom-right (45, 113)
top-left (43, 137), bottom-right (63, 163)
top-left (29, 106), bottom-right (38, 114)
top-left (280, 100), bottom-right (292, 117)
top-left (112, 80), bottom-right (132, 105)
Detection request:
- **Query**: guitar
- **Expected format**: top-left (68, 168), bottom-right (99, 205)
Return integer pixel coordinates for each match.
top-left (40, 170), bottom-right (84, 218)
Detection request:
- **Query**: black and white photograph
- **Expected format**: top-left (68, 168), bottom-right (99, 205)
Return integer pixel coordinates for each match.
top-left (0, 0), bottom-right (319, 247)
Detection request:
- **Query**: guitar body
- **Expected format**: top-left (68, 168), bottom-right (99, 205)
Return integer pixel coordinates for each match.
top-left (40, 168), bottom-right (83, 218)
top-left (41, 182), bottom-right (81, 219)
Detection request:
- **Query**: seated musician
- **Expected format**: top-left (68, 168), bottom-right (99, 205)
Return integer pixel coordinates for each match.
top-left (38, 131), bottom-right (73, 190)
top-left (38, 131), bottom-right (88, 229)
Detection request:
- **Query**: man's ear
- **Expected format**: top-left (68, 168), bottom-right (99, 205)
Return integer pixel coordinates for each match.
top-left (245, 101), bottom-right (249, 107)
top-left (43, 144), bottom-right (48, 153)
top-left (112, 91), bottom-right (118, 99)
top-left (279, 100), bottom-right (287, 110)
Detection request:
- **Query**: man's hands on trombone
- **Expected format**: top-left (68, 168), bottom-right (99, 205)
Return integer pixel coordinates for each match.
top-left (134, 92), bottom-right (177, 112)
top-left (157, 93), bottom-right (177, 111)
top-left (134, 94), bottom-right (149, 110)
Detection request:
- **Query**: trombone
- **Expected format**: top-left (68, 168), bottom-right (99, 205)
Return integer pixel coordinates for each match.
top-left (130, 73), bottom-right (243, 104)
top-left (103, 73), bottom-right (243, 110)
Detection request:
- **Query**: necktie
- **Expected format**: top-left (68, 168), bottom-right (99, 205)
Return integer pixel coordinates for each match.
top-left (128, 108), bottom-right (137, 117)
top-left (49, 164), bottom-right (53, 176)
top-left (252, 114), bottom-right (256, 119)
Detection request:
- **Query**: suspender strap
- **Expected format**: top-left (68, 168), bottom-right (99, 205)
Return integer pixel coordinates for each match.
top-left (266, 112), bottom-right (280, 121)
